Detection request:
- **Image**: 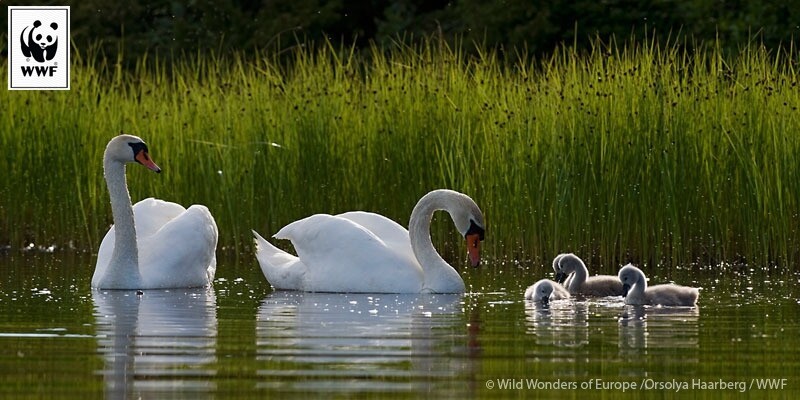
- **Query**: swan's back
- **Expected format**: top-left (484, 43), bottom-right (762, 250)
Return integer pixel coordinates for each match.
top-left (618, 264), bottom-right (699, 306)
top-left (272, 214), bottom-right (424, 293)
top-left (336, 211), bottom-right (417, 266)
top-left (337, 212), bottom-right (409, 246)
top-left (645, 284), bottom-right (699, 307)
top-left (578, 275), bottom-right (625, 297)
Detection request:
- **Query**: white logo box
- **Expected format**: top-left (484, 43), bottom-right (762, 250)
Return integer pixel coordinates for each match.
top-left (7, 6), bottom-right (71, 90)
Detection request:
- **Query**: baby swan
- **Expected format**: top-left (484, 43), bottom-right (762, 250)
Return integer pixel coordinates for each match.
top-left (553, 253), bottom-right (624, 297)
top-left (524, 279), bottom-right (570, 305)
top-left (617, 264), bottom-right (699, 306)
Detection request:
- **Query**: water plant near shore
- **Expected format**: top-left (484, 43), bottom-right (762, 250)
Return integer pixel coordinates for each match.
top-left (1, 37), bottom-right (799, 271)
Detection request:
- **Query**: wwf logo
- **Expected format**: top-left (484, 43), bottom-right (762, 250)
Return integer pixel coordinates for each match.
top-left (8, 6), bottom-right (71, 90)
top-left (20, 20), bottom-right (60, 63)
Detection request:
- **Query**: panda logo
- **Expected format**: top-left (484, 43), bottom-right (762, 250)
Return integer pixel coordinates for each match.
top-left (20, 20), bottom-right (59, 63)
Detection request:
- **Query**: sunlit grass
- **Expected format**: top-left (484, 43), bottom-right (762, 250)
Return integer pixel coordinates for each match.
top-left (1, 37), bottom-right (799, 271)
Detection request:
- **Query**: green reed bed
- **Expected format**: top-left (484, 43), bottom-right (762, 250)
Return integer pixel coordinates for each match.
top-left (2, 38), bottom-right (799, 271)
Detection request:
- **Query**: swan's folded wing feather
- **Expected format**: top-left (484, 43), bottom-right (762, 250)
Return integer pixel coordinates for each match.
top-left (253, 229), bottom-right (306, 290)
top-left (337, 212), bottom-right (409, 245)
top-left (276, 214), bottom-right (390, 268)
top-left (274, 214), bottom-right (423, 292)
top-left (138, 204), bottom-right (218, 288)
top-left (336, 211), bottom-right (417, 266)
top-left (132, 198), bottom-right (187, 238)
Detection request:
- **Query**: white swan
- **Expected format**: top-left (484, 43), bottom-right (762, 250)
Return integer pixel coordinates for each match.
top-left (553, 253), bottom-right (624, 296)
top-left (617, 264), bottom-right (699, 306)
top-left (253, 189), bottom-right (485, 293)
top-left (92, 135), bottom-right (218, 289)
top-left (524, 279), bottom-right (570, 304)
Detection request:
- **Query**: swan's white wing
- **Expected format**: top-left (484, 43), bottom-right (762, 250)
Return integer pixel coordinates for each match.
top-left (274, 214), bottom-right (424, 293)
top-left (130, 198), bottom-right (186, 238)
top-left (336, 211), bottom-right (408, 244)
top-left (253, 230), bottom-right (307, 290)
top-left (336, 211), bottom-right (417, 267)
top-left (137, 201), bottom-right (218, 288)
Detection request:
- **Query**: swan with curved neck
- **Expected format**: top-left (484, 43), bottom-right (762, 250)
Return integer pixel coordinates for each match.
top-left (617, 264), bottom-right (699, 306)
top-left (92, 134), bottom-right (218, 290)
top-left (253, 189), bottom-right (485, 293)
top-left (553, 253), bottom-right (624, 297)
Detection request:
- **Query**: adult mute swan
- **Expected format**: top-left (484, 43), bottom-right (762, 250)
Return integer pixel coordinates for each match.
top-left (253, 189), bottom-right (485, 293)
top-left (524, 279), bottom-right (570, 304)
top-left (553, 253), bottom-right (624, 297)
top-left (617, 264), bottom-right (699, 306)
top-left (92, 135), bottom-right (218, 289)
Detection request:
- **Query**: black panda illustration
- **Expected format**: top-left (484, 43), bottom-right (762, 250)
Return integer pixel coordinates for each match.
top-left (20, 20), bottom-right (59, 63)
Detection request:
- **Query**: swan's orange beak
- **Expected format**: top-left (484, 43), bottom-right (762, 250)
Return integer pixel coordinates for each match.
top-left (466, 233), bottom-right (481, 267)
top-left (135, 149), bottom-right (162, 173)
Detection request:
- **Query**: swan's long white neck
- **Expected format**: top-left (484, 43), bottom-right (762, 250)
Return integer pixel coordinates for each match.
top-left (100, 155), bottom-right (142, 288)
top-left (409, 191), bottom-right (465, 293)
top-left (631, 268), bottom-right (647, 296)
top-left (565, 256), bottom-right (588, 291)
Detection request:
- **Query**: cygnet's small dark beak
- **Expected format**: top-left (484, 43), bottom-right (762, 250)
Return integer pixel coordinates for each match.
top-left (622, 283), bottom-right (631, 297)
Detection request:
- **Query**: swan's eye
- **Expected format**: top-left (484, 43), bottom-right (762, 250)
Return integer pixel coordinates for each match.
top-left (128, 142), bottom-right (149, 160)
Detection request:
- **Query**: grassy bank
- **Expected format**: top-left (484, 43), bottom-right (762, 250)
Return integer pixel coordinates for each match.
top-left (2, 38), bottom-right (799, 271)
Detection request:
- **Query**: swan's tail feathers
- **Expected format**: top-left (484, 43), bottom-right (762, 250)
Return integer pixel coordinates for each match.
top-left (252, 230), bottom-right (304, 290)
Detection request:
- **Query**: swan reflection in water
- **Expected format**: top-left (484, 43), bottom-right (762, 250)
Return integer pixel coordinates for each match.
top-left (618, 304), bottom-right (700, 373)
top-left (256, 291), bottom-right (472, 394)
top-left (93, 288), bottom-right (217, 399)
top-left (524, 297), bottom-right (591, 348)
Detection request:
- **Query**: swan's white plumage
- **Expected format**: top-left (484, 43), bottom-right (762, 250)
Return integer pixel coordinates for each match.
top-left (254, 190), bottom-right (484, 294)
top-left (95, 199), bottom-right (217, 288)
top-left (617, 264), bottom-right (699, 306)
top-left (92, 135), bottom-right (217, 289)
top-left (524, 279), bottom-right (570, 302)
top-left (264, 213), bottom-right (423, 293)
top-left (553, 253), bottom-right (624, 297)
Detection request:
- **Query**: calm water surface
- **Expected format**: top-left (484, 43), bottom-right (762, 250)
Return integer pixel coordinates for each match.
top-left (0, 252), bottom-right (798, 399)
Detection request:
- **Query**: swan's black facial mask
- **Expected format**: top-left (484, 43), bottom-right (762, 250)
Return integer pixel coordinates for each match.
top-left (129, 142), bottom-right (162, 173)
top-left (465, 219), bottom-right (485, 268)
top-left (466, 220), bottom-right (485, 241)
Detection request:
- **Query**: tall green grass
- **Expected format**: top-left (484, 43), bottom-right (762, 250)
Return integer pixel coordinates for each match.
top-left (2, 37), bottom-right (800, 270)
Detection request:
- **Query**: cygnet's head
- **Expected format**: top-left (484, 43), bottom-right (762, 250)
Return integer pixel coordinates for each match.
top-left (528, 280), bottom-right (555, 305)
top-left (617, 264), bottom-right (644, 297)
